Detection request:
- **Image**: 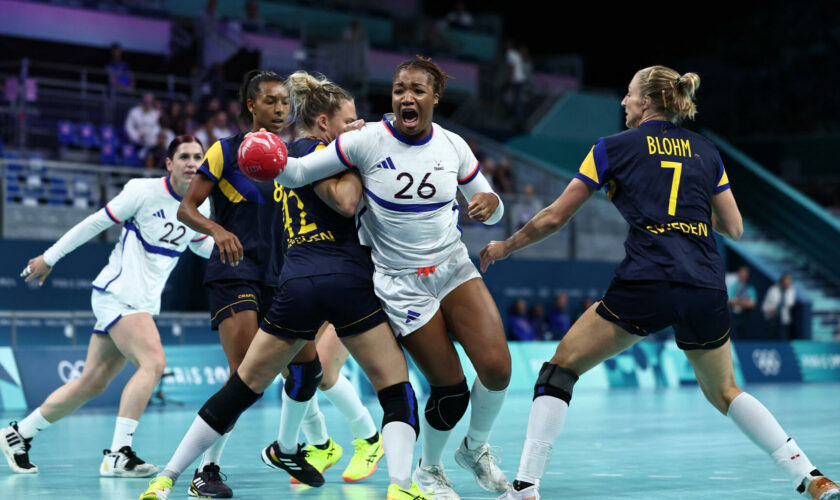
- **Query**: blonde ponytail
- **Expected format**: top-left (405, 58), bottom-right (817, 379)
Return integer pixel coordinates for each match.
top-left (636, 66), bottom-right (700, 123)
top-left (285, 71), bottom-right (353, 131)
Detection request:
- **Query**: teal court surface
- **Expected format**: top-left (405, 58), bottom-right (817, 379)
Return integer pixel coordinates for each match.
top-left (1, 383), bottom-right (838, 499)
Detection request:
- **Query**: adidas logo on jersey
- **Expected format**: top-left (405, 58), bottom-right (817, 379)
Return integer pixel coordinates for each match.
top-left (152, 209), bottom-right (166, 219)
top-left (405, 310), bottom-right (421, 324)
top-left (375, 157), bottom-right (396, 170)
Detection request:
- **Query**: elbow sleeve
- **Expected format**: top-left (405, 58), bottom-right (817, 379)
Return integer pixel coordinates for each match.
top-left (484, 193), bottom-right (504, 225)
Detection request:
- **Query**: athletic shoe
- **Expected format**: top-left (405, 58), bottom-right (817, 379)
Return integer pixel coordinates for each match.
top-left (139, 476), bottom-right (173, 500)
top-left (342, 434), bottom-right (385, 482)
top-left (100, 445), bottom-right (159, 477)
top-left (290, 438), bottom-right (342, 484)
top-left (800, 470), bottom-right (840, 500)
top-left (188, 463), bottom-right (233, 498)
top-left (386, 482), bottom-right (434, 500)
top-left (496, 484), bottom-right (541, 500)
top-left (261, 441), bottom-right (325, 487)
top-left (412, 461), bottom-right (460, 500)
top-left (0, 422), bottom-right (38, 474)
top-left (454, 437), bottom-right (510, 493)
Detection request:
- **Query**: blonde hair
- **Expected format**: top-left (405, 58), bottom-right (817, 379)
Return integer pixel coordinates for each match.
top-left (636, 66), bottom-right (700, 122)
top-left (285, 71), bottom-right (353, 131)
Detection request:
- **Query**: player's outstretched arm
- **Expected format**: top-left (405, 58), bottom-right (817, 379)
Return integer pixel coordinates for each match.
top-left (274, 140), bottom-right (348, 188)
top-left (314, 171), bottom-right (363, 217)
top-left (711, 189), bottom-right (743, 241)
top-left (480, 178), bottom-right (593, 272)
top-left (178, 173), bottom-right (243, 266)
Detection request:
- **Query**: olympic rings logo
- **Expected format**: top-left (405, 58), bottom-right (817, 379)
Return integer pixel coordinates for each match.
top-left (751, 349), bottom-right (782, 377)
top-left (58, 360), bottom-right (85, 383)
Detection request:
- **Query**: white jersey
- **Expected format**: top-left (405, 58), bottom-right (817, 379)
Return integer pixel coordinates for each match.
top-left (44, 177), bottom-right (212, 314)
top-left (334, 116), bottom-right (499, 270)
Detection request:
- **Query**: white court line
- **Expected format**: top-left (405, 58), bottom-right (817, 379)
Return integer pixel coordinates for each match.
top-left (712, 471), bottom-right (736, 475)
top-left (709, 477), bottom-right (741, 480)
top-left (544, 471), bottom-right (565, 475)
top-left (648, 475), bottom-right (681, 479)
top-left (770, 478), bottom-right (789, 482)
top-left (592, 473), bottom-right (623, 477)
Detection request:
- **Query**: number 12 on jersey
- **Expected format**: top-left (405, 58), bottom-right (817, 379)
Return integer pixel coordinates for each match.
top-left (661, 161), bottom-right (682, 216)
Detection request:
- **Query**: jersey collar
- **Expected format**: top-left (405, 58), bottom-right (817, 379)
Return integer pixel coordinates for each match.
top-left (381, 114), bottom-right (434, 146)
top-left (164, 176), bottom-right (182, 202)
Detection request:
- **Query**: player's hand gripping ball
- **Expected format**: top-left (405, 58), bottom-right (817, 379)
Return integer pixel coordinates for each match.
top-left (237, 131), bottom-right (288, 182)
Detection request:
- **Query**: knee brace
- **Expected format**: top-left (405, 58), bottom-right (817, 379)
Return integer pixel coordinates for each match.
top-left (377, 381), bottom-right (420, 437)
top-left (199, 371), bottom-right (262, 434)
top-left (284, 355), bottom-right (323, 402)
top-left (425, 379), bottom-right (470, 431)
top-left (534, 362), bottom-right (578, 404)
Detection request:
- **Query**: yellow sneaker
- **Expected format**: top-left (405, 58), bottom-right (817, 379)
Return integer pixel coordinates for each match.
top-left (342, 434), bottom-right (384, 482)
top-left (289, 438), bottom-right (342, 484)
top-left (139, 475), bottom-right (172, 500)
top-left (386, 482), bottom-right (434, 500)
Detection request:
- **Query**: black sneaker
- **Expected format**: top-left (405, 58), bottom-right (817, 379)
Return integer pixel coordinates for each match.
top-left (260, 441), bottom-right (324, 487)
top-left (188, 463), bottom-right (233, 498)
top-left (100, 445), bottom-right (158, 477)
top-left (0, 422), bottom-right (38, 474)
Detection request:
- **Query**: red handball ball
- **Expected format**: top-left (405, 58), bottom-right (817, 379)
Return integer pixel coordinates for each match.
top-left (237, 131), bottom-right (288, 182)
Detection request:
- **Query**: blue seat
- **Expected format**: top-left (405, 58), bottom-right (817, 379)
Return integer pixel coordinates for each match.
top-left (120, 143), bottom-right (142, 167)
top-left (58, 120), bottom-right (75, 146)
top-left (101, 143), bottom-right (119, 165)
top-left (77, 122), bottom-right (99, 149)
top-left (99, 124), bottom-right (120, 147)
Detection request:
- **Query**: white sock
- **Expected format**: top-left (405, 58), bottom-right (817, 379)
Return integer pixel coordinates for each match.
top-left (323, 374), bottom-right (377, 440)
top-left (516, 395), bottom-right (569, 487)
top-left (383, 421), bottom-right (415, 489)
top-left (465, 377), bottom-right (507, 449)
top-left (727, 392), bottom-right (814, 486)
top-left (300, 397), bottom-right (329, 446)
top-left (278, 389), bottom-right (311, 454)
top-left (110, 416), bottom-right (139, 451)
top-left (16, 408), bottom-right (51, 439)
top-left (161, 416), bottom-right (222, 483)
top-left (199, 431), bottom-right (231, 468)
top-left (421, 414), bottom-right (451, 467)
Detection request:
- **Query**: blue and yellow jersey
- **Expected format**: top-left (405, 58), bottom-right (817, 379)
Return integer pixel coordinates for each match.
top-left (277, 137), bottom-right (373, 285)
top-left (197, 131), bottom-right (284, 285)
top-left (575, 121), bottom-right (729, 290)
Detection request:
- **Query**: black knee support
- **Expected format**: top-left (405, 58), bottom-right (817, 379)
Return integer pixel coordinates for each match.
top-left (534, 362), bottom-right (578, 404)
top-left (284, 356), bottom-right (322, 402)
top-left (425, 379), bottom-right (470, 431)
top-left (199, 371), bottom-right (262, 434)
top-left (377, 381), bottom-right (420, 437)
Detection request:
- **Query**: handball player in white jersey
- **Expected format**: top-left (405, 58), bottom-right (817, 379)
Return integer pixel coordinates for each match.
top-left (1, 135), bottom-right (214, 478)
top-left (274, 57), bottom-right (512, 499)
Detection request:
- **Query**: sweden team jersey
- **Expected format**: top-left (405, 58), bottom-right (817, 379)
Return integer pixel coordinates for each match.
top-left (575, 120), bottom-right (730, 291)
top-left (92, 177), bottom-right (211, 314)
top-left (198, 132), bottom-right (285, 285)
top-left (335, 115), bottom-right (486, 271)
top-left (278, 137), bottom-right (373, 285)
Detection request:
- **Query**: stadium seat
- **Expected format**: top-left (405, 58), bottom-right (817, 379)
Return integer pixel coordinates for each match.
top-left (101, 142), bottom-right (119, 165)
top-left (99, 124), bottom-right (120, 147)
top-left (58, 120), bottom-right (75, 146)
top-left (120, 143), bottom-right (142, 167)
top-left (77, 122), bottom-right (99, 149)
top-left (4, 152), bottom-right (25, 173)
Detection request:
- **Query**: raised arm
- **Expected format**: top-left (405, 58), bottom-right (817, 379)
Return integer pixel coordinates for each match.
top-left (313, 171), bottom-right (363, 217)
top-left (275, 139), bottom-right (351, 188)
top-left (177, 172), bottom-right (243, 266)
top-left (480, 178), bottom-right (594, 271)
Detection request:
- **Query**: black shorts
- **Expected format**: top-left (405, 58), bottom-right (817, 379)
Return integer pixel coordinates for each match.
top-left (206, 279), bottom-right (276, 331)
top-left (261, 274), bottom-right (387, 341)
top-left (596, 279), bottom-right (730, 351)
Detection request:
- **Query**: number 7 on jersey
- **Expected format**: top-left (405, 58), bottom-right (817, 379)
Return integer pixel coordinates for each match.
top-left (661, 161), bottom-right (682, 216)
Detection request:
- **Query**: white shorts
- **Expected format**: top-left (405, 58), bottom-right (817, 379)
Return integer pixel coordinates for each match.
top-left (373, 244), bottom-right (481, 338)
top-left (91, 290), bottom-right (152, 334)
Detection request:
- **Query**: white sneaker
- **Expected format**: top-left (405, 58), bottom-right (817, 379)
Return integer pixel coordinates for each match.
top-left (0, 422), bottom-right (38, 473)
top-left (99, 446), bottom-right (159, 477)
top-left (454, 438), bottom-right (510, 493)
top-left (412, 461), bottom-right (460, 500)
top-left (496, 484), bottom-right (540, 500)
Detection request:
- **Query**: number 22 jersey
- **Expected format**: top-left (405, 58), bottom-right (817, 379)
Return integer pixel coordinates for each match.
top-left (575, 120), bottom-right (730, 291)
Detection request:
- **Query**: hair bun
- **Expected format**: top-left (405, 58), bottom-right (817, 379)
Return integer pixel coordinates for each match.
top-left (677, 73), bottom-right (700, 96)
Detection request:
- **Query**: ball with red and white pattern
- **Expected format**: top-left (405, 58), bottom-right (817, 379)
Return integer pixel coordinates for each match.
top-left (237, 131), bottom-right (288, 182)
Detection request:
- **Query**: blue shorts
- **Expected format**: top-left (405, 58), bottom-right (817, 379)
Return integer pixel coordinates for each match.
top-left (261, 273), bottom-right (387, 340)
top-left (206, 279), bottom-right (276, 331)
top-left (596, 279), bottom-right (730, 351)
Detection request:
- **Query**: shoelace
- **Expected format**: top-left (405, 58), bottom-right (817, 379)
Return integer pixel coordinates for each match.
top-left (120, 447), bottom-right (145, 468)
top-left (202, 464), bottom-right (227, 483)
top-left (7, 422), bottom-right (31, 455)
top-left (476, 445), bottom-right (503, 466)
top-left (427, 466), bottom-right (454, 488)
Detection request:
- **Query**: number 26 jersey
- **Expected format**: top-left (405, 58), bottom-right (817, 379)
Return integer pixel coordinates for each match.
top-left (335, 115), bottom-right (487, 271)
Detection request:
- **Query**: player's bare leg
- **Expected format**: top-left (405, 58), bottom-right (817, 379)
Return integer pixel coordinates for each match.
top-left (687, 341), bottom-right (839, 499)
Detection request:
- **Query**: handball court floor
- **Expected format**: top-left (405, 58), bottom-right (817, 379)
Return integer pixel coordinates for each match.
top-left (1, 383), bottom-right (838, 500)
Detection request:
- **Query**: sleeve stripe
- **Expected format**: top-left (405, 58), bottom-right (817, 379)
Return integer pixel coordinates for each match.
top-left (104, 205), bottom-right (121, 223)
top-left (335, 136), bottom-right (357, 169)
top-left (191, 234), bottom-right (209, 242)
top-left (714, 183), bottom-right (731, 193)
top-left (458, 161), bottom-right (480, 184)
top-left (574, 172), bottom-right (601, 189)
top-left (198, 165), bottom-right (219, 182)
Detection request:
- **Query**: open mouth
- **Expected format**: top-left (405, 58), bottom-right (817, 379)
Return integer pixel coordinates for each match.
top-left (271, 119), bottom-right (284, 128)
top-left (401, 108), bottom-right (419, 128)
